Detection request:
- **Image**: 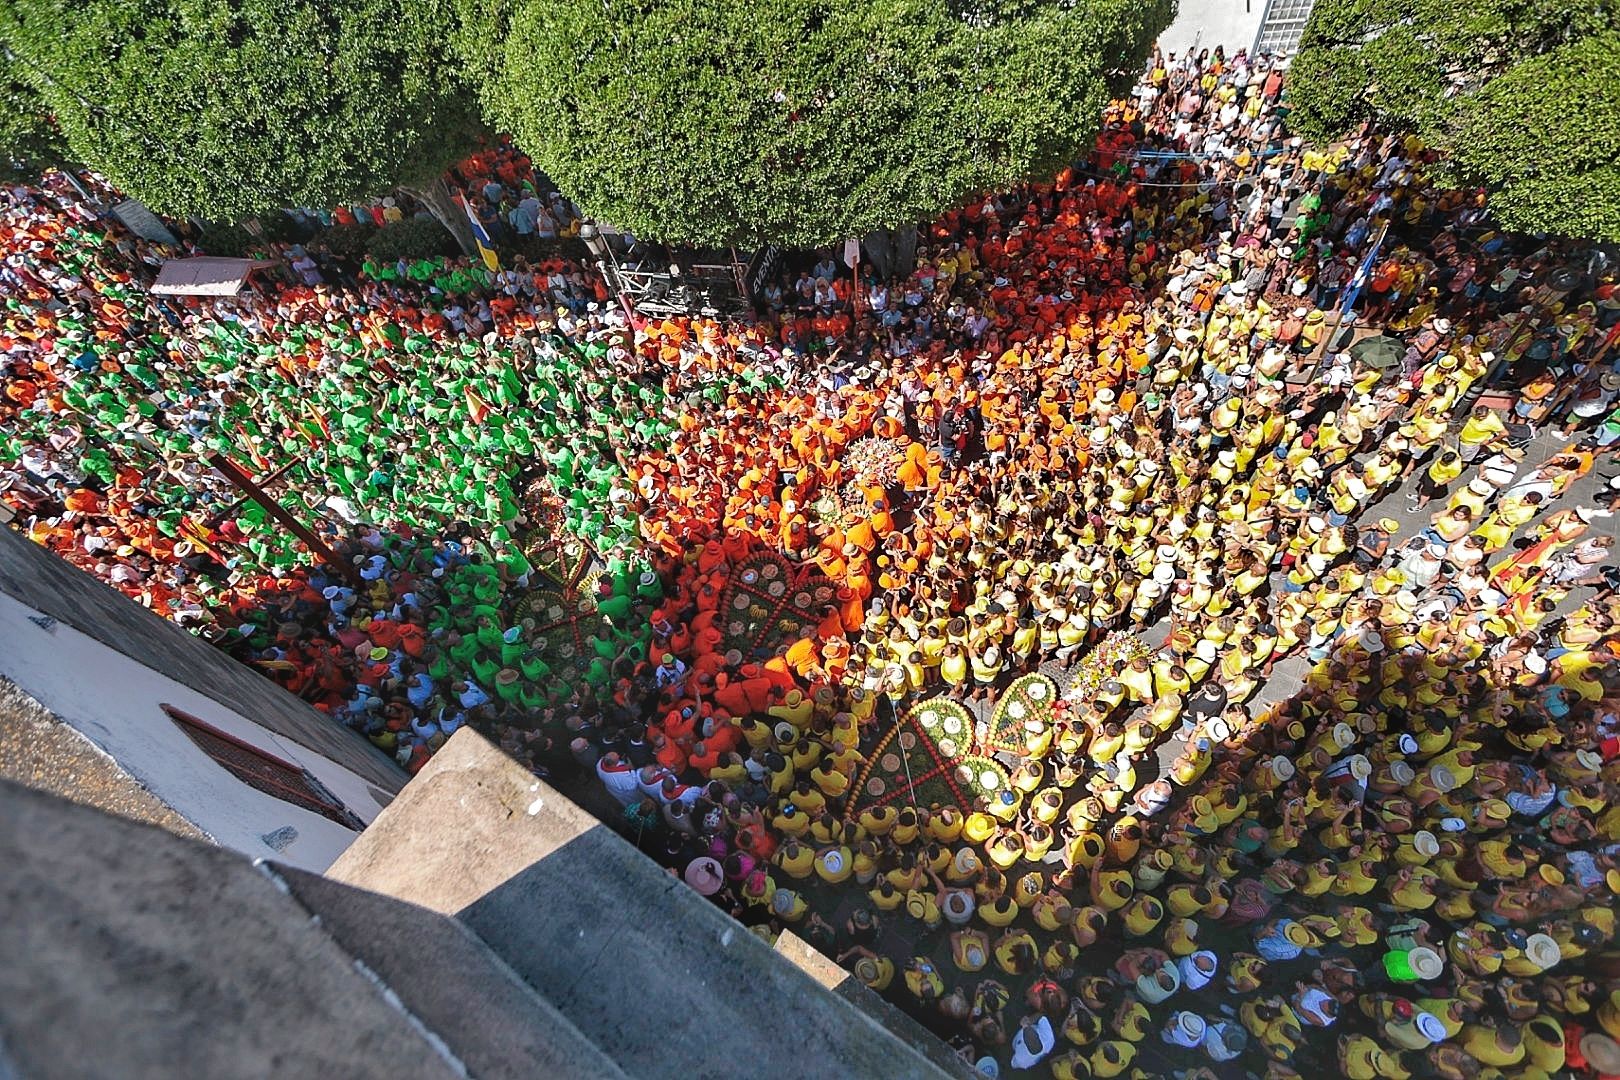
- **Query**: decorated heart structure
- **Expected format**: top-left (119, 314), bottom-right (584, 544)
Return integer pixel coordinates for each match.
top-left (718, 550), bottom-right (837, 660)
top-left (510, 537), bottom-right (609, 691)
top-left (846, 698), bottom-right (1010, 820)
top-left (982, 672), bottom-right (1060, 756)
top-left (843, 435), bottom-right (900, 486)
top-left (1064, 629), bottom-right (1152, 704)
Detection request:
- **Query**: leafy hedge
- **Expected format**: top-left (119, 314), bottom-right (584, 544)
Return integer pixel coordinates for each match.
top-left (467, 0), bottom-right (1173, 247)
top-left (1, 0), bottom-right (484, 220)
top-left (1289, 0), bottom-right (1620, 241)
top-left (366, 216), bottom-right (458, 262)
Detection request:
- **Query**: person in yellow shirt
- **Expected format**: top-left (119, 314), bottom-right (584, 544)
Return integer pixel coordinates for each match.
top-left (1457, 405), bottom-right (1507, 462)
top-left (1414, 448), bottom-right (1464, 509)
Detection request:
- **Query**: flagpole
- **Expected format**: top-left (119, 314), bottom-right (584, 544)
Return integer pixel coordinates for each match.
top-left (1315, 220), bottom-right (1388, 365)
top-left (850, 239), bottom-right (862, 322)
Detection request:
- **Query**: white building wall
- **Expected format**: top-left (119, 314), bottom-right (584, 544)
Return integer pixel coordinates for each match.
top-left (1158, 0), bottom-right (1315, 57)
top-left (0, 590), bottom-right (385, 872)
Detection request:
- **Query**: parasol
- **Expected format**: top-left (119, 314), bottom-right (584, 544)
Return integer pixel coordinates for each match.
top-left (1349, 335), bottom-right (1405, 370)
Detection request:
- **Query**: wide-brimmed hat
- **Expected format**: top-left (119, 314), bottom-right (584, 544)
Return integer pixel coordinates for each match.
top-left (1413, 1011), bottom-right (1447, 1044)
top-left (1523, 933), bottom-right (1562, 971)
top-left (1282, 921), bottom-right (1319, 948)
top-left (1407, 946), bottom-right (1445, 981)
top-left (1411, 829), bottom-right (1440, 857)
top-left (1582, 1034), bottom-right (1620, 1075)
top-left (684, 856), bottom-right (724, 895)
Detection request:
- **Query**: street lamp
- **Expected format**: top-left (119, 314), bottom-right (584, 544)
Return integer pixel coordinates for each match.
top-left (578, 221), bottom-right (605, 259)
top-left (578, 221), bottom-right (636, 325)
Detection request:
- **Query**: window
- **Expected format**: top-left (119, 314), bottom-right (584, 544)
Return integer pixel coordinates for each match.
top-left (1253, 0), bottom-right (1316, 55)
top-left (162, 703), bottom-right (363, 829)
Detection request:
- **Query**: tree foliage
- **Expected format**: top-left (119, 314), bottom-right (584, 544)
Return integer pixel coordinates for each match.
top-left (0, 0), bottom-right (485, 220)
top-left (467, 0), bottom-right (1174, 248)
top-left (0, 49), bottom-right (68, 176)
top-left (367, 215), bottom-right (458, 261)
top-left (1290, 0), bottom-right (1620, 241)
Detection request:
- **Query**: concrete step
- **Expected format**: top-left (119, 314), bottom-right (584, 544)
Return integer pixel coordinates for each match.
top-left (328, 729), bottom-right (958, 1079)
top-left (0, 777), bottom-right (624, 1080)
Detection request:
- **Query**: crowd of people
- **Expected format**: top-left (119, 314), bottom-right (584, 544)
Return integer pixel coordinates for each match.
top-left (6, 40), bottom-right (1620, 1080)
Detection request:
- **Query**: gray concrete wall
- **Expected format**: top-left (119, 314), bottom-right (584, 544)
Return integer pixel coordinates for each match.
top-left (277, 866), bottom-right (627, 1080)
top-left (0, 776), bottom-right (637, 1080)
top-left (0, 779), bottom-right (457, 1080)
top-left (330, 729), bottom-right (956, 1080)
top-left (0, 525), bottom-right (403, 793)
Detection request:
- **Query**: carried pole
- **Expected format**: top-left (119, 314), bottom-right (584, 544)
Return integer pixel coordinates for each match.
top-left (1316, 220), bottom-right (1389, 364)
top-left (208, 453), bottom-right (358, 585)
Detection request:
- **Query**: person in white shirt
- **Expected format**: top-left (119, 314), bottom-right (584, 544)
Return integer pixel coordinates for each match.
top-left (1178, 950), bottom-right (1218, 991)
top-left (1292, 982), bottom-right (1339, 1027)
top-left (1008, 1013), bottom-right (1055, 1070)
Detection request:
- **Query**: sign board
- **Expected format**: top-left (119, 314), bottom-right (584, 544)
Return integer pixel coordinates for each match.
top-left (111, 200), bottom-right (180, 247)
top-left (151, 257), bottom-right (277, 296)
top-left (744, 244), bottom-right (783, 302)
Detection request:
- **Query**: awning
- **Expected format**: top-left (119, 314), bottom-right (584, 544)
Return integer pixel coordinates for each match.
top-left (150, 257), bottom-right (278, 297)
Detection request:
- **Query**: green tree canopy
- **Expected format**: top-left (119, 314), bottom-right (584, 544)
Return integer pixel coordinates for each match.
top-left (0, 0), bottom-right (484, 220)
top-left (466, 0), bottom-right (1173, 248)
top-left (1289, 0), bottom-right (1620, 241)
top-left (0, 50), bottom-right (68, 177)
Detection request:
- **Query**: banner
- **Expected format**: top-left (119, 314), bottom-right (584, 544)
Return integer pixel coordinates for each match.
top-left (111, 200), bottom-right (179, 247)
top-left (460, 197), bottom-right (501, 273)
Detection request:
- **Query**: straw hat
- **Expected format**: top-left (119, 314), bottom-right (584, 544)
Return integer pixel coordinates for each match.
top-left (1169, 1011), bottom-right (1207, 1044)
top-left (1282, 921), bottom-right (1319, 948)
top-left (1332, 722), bottom-right (1356, 750)
top-left (1411, 830), bottom-right (1440, 857)
top-left (1269, 755), bottom-right (1295, 781)
top-left (1429, 764), bottom-right (1458, 792)
top-left (1348, 754), bottom-right (1372, 781)
top-left (1524, 933), bottom-right (1562, 971)
top-left (1581, 1034), bottom-right (1620, 1075)
top-left (1407, 947), bottom-right (1444, 981)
